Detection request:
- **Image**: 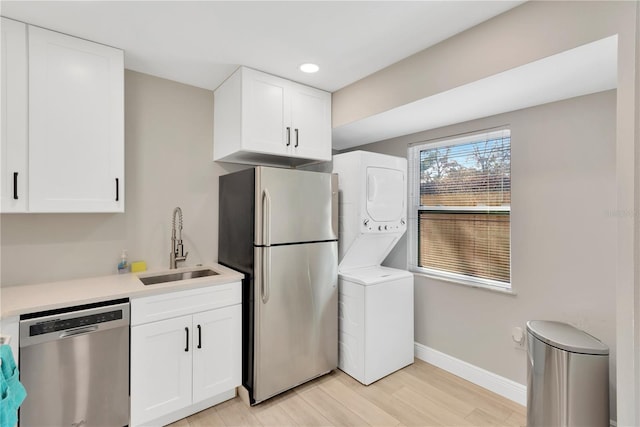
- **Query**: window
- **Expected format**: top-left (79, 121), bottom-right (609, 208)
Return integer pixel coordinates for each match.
top-left (408, 129), bottom-right (511, 290)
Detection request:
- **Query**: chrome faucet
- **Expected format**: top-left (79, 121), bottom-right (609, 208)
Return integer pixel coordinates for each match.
top-left (170, 207), bottom-right (188, 269)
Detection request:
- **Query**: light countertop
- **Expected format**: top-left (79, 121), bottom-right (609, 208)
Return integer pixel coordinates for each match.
top-left (1, 263), bottom-right (244, 318)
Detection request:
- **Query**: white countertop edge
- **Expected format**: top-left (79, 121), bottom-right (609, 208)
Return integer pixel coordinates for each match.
top-left (0, 263), bottom-right (244, 318)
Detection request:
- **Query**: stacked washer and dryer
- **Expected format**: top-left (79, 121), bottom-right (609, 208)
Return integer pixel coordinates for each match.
top-left (332, 151), bottom-right (414, 385)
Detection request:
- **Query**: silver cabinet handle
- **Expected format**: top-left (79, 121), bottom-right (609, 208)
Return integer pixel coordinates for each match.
top-left (295, 128), bottom-right (299, 147)
top-left (286, 127), bottom-right (291, 146)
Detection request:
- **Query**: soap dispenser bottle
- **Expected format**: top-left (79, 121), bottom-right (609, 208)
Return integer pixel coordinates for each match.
top-left (117, 249), bottom-right (129, 274)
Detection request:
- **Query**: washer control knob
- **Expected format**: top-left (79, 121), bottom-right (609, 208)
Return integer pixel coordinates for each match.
top-left (378, 225), bottom-right (383, 231)
top-left (400, 218), bottom-right (406, 225)
top-left (363, 219), bottom-right (369, 226)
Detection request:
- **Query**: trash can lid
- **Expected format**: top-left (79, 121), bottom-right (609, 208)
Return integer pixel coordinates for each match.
top-left (526, 320), bottom-right (609, 355)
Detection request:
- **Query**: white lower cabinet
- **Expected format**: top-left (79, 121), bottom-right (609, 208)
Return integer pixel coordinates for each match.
top-left (192, 307), bottom-right (242, 403)
top-left (130, 283), bottom-right (241, 427)
top-left (131, 315), bottom-right (193, 424)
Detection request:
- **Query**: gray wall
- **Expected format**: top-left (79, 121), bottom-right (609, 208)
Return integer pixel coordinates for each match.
top-left (1, 70), bottom-right (246, 286)
top-left (354, 90), bottom-right (617, 417)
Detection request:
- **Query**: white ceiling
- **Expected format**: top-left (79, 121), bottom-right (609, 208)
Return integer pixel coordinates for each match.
top-left (5, 1), bottom-right (612, 152)
top-left (0, 1), bottom-right (523, 92)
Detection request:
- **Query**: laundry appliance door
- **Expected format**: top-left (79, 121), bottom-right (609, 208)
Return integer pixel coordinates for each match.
top-left (366, 167), bottom-right (405, 222)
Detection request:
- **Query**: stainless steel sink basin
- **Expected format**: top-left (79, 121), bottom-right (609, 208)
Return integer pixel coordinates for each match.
top-left (139, 268), bottom-right (219, 285)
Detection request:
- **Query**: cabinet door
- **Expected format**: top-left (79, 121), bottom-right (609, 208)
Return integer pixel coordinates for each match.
top-left (192, 304), bottom-right (242, 403)
top-left (243, 68), bottom-right (290, 156)
top-left (1, 18), bottom-right (28, 212)
top-left (28, 26), bottom-right (124, 212)
top-left (290, 85), bottom-right (331, 161)
top-left (131, 315), bottom-right (192, 426)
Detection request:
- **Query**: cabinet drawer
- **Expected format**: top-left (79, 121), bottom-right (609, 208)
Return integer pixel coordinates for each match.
top-left (131, 282), bottom-right (241, 326)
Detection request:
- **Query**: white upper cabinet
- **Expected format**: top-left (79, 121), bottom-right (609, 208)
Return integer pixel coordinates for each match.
top-left (243, 70), bottom-right (289, 156)
top-left (213, 66), bottom-right (331, 167)
top-left (28, 26), bottom-right (124, 212)
top-left (290, 84), bottom-right (332, 160)
top-left (1, 18), bottom-right (28, 212)
top-left (0, 21), bottom-right (124, 213)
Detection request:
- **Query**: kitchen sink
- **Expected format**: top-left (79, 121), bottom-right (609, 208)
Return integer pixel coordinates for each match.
top-left (139, 268), bottom-right (219, 285)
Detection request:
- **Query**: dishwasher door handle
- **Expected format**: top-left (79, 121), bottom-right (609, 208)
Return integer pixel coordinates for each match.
top-left (59, 325), bottom-right (99, 339)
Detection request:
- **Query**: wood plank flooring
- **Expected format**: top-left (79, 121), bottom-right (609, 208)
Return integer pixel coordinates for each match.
top-left (168, 359), bottom-right (526, 427)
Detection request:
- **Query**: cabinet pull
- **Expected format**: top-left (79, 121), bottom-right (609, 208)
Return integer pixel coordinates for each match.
top-left (197, 324), bottom-right (202, 349)
top-left (115, 178), bottom-right (119, 202)
top-left (13, 172), bottom-right (18, 200)
top-left (286, 127), bottom-right (291, 146)
top-left (185, 327), bottom-right (189, 352)
top-left (295, 128), bottom-right (299, 148)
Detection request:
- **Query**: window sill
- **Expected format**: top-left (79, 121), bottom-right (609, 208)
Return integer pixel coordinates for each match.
top-left (410, 268), bottom-right (517, 296)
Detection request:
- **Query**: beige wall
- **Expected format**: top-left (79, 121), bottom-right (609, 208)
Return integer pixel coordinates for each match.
top-left (1, 70), bottom-right (247, 286)
top-left (355, 90), bottom-right (618, 417)
top-left (2, 1), bottom-right (638, 422)
top-left (332, 1), bottom-right (633, 128)
top-left (334, 2), bottom-right (639, 422)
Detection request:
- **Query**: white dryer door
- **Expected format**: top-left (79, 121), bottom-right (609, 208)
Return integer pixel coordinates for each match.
top-left (366, 167), bottom-right (405, 222)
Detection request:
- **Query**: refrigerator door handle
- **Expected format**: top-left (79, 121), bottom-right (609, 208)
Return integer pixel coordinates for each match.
top-left (262, 189), bottom-right (271, 246)
top-left (262, 247), bottom-right (270, 304)
top-left (331, 174), bottom-right (339, 238)
top-left (261, 189), bottom-right (272, 304)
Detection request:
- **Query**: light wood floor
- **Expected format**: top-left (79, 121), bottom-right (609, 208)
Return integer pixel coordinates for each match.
top-left (169, 359), bottom-right (526, 427)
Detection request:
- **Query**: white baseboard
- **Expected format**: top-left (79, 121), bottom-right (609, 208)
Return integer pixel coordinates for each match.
top-left (415, 343), bottom-right (620, 426)
top-left (414, 342), bottom-right (527, 406)
top-left (137, 388), bottom-right (236, 426)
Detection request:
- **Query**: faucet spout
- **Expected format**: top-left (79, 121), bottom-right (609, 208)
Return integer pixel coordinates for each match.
top-left (170, 207), bottom-right (188, 269)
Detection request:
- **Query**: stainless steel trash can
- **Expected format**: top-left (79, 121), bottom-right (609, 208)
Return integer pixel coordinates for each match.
top-left (526, 320), bottom-right (609, 427)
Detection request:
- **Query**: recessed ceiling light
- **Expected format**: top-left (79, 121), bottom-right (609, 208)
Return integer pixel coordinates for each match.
top-left (300, 63), bottom-right (319, 73)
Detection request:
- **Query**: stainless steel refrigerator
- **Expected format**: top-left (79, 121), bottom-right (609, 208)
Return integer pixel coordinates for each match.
top-left (218, 166), bottom-right (338, 405)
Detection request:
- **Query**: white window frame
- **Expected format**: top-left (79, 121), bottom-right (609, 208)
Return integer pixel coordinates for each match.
top-left (407, 128), bottom-right (512, 292)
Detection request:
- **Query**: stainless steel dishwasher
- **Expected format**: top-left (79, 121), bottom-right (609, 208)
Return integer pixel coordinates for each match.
top-left (19, 299), bottom-right (130, 427)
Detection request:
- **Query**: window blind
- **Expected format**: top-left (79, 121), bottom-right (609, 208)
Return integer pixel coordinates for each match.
top-left (419, 212), bottom-right (510, 283)
top-left (408, 129), bottom-right (511, 287)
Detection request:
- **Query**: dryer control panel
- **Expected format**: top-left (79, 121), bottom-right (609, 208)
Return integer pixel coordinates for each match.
top-left (362, 217), bottom-right (406, 233)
